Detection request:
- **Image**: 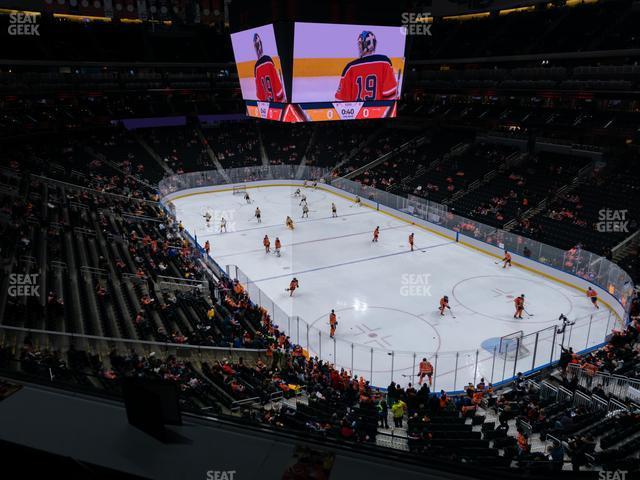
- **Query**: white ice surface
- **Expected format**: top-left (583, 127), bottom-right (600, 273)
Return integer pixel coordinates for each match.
top-left (172, 185), bottom-right (614, 391)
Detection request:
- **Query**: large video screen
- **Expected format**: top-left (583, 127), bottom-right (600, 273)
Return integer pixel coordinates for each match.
top-left (292, 23), bottom-right (406, 104)
top-left (233, 22), bottom-right (406, 122)
top-left (231, 24), bottom-right (288, 103)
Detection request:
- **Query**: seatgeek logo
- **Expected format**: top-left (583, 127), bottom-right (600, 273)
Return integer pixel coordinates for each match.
top-left (206, 471), bottom-right (236, 480)
top-left (596, 209), bottom-right (629, 233)
top-left (599, 471), bottom-right (628, 480)
top-left (401, 12), bottom-right (432, 36)
top-left (400, 273), bottom-right (432, 297)
top-left (8, 274), bottom-right (40, 298)
top-left (8, 13), bottom-right (40, 36)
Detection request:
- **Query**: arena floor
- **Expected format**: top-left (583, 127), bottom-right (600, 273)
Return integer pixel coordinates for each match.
top-left (171, 185), bottom-right (615, 391)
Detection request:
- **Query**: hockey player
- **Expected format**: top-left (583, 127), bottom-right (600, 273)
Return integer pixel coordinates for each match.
top-left (294, 188), bottom-right (301, 197)
top-left (286, 277), bottom-right (299, 296)
top-left (312, 181), bottom-right (318, 189)
top-left (514, 294), bottom-right (525, 319)
top-left (586, 287), bottom-right (599, 309)
top-left (331, 203), bottom-right (337, 217)
top-left (244, 191), bottom-right (251, 204)
top-left (286, 216), bottom-right (294, 229)
top-left (329, 309), bottom-right (338, 338)
top-left (253, 33), bottom-right (285, 102)
top-left (502, 250), bottom-right (512, 269)
top-left (302, 204), bottom-right (309, 218)
top-left (203, 211), bottom-right (212, 228)
top-left (355, 195), bottom-right (361, 206)
top-left (299, 194), bottom-right (307, 206)
top-left (418, 358), bottom-right (433, 386)
top-left (255, 207), bottom-right (262, 223)
top-left (372, 226), bottom-right (380, 242)
top-left (556, 313), bottom-right (575, 335)
top-left (204, 240), bottom-right (210, 255)
top-left (439, 295), bottom-right (451, 316)
top-left (335, 31), bottom-right (398, 102)
top-left (220, 217), bottom-right (227, 233)
top-left (409, 233), bottom-right (415, 251)
top-left (263, 235), bottom-right (270, 254)
top-left (274, 237), bottom-right (281, 257)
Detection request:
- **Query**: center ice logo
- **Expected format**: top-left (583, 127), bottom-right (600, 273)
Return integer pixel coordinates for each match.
top-left (400, 273), bottom-right (432, 297)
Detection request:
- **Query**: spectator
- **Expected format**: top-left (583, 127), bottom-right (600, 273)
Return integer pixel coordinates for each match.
top-left (392, 398), bottom-right (406, 428)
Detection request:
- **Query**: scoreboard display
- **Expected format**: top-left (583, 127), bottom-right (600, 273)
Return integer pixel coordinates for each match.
top-left (231, 22), bottom-right (406, 122)
top-left (245, 100), bottom-right (398, 122)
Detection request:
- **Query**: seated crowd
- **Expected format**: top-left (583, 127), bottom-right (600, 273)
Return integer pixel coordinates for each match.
top-left (0, 110), bottom-right (638, 474)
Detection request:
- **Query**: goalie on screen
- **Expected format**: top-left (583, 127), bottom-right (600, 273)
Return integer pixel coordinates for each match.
top-left (253, 33), bottom-right (285, 102)
top-left (335, 30), bottom-right (398, 102)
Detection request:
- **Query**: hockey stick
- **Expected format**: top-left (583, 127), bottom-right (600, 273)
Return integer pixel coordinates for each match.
top-left (447, 307), bottom-right (457, 319)
top-left (524, 308), bottom-right (534, 317)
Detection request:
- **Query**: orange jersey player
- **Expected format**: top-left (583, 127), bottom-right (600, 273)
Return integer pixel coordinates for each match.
top-left (263, 235), bottom-right (270, 253)
top-left (409, 232), bottom-right (415, 251)
top-left (335, 31), bottom-right (398, 102)
top-left (502, 250), bottom-right (512, 268)
top-left (586, 287), bottom-right (599, 309)
top-left (274, 237), bottom-right (282, 257)
top-left (287, 277), bottom-right (299, 297)
top-left (253, 33), bottom-right (285, 102)
top-left (439, 295), bottom-right (450, 316)
top-left (329, 309), bottom-right (338, 338)
top-left (372, 226), bottom-right (380, 242)
top-left (514, 294), bottom-right (525, 319)
top-left (286, 216), bottom-right (294, 230)
top-left (204, 240), bottom-right (210, 255)
top-left (418, 358), bottom-right (433, 385)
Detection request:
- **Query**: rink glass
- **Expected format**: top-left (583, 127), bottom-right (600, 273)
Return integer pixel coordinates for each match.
top-left (157, 166), bottom-right (633, 392)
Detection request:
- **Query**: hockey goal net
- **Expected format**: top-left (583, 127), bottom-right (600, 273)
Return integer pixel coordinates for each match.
top-left (232, 185), bottom-right (247, 195)
top-left (498, 330), bottom-right (530, 359)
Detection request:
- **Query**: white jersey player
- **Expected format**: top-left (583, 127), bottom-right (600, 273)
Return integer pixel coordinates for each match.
top-left (255, 207), bottom-right (262, 223)
top-left (331, 203), bottom-right (337, 217)
top-left (203, 211), bottom-right (212, 227)
top-left (220, 217), bottom-right (227, 233)
top-left (293, 188), bottom-right (301, 197)
top-left (302, 204), bottom-right (309, 218)
top-left (244, 192), bottom-right (251, 204)
top-left (299, 194), bottom-right (307, 206)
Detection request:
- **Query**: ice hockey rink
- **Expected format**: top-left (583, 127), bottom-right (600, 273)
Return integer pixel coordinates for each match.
top-left (171, 185), bottom-right (619, 391)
